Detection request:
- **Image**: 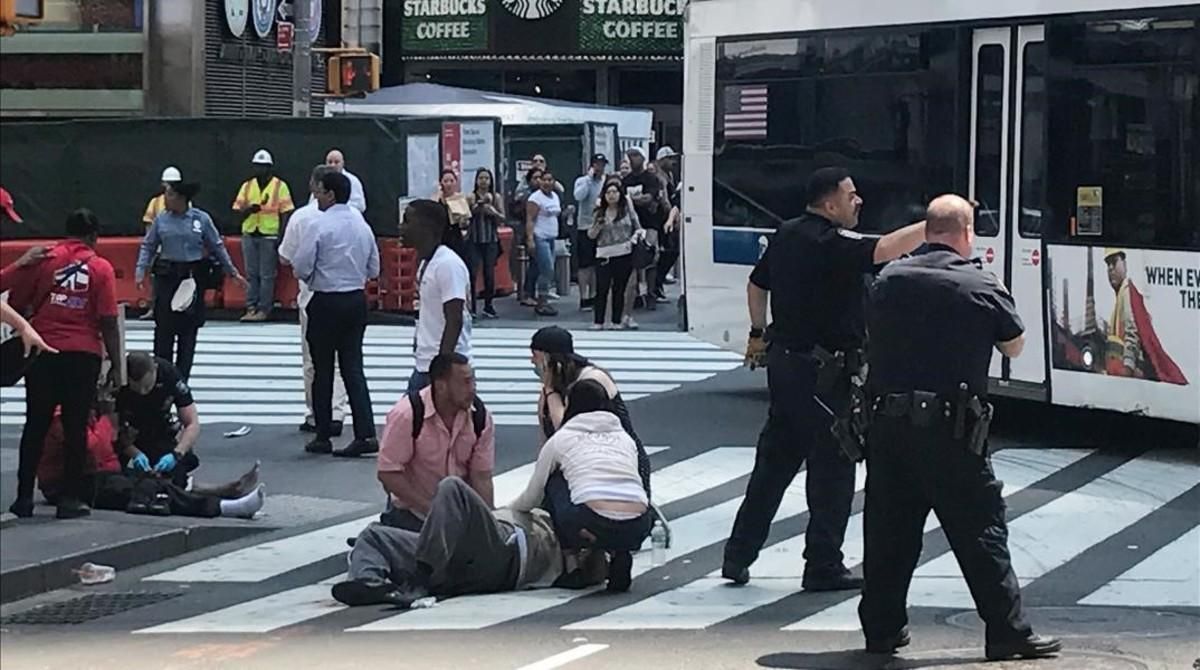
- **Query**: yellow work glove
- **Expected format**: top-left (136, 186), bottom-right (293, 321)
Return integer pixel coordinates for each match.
top-left (745, 334), bottom-right (767, 370)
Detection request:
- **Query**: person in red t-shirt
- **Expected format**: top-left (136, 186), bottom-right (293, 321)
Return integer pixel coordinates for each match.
top-left (5, 209), bottom-right (122, 520)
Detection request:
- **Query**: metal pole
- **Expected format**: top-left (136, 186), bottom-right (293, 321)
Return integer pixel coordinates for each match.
top-left (292, 0), bottom-right (313, 117)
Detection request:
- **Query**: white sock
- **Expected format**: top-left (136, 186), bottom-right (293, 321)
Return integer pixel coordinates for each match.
top-left (219, 485), bottom-right (265, 519)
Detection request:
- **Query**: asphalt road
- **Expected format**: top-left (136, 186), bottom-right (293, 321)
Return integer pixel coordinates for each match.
top-left (1, 324), bottom-right (1197, 670)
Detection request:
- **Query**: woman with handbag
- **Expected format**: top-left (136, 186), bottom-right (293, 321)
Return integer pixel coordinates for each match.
top-left (135, 182), bottom-right (245, 381)
top-left (465, 168), bottom-right (504, 319)
top-left (587, 179), bottom-right (643, 330)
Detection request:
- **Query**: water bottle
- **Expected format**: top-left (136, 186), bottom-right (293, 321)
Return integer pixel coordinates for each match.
top-left (76, 562), bottom-right (116, 585)
top-left (651, 521), bottom-right (667, 567)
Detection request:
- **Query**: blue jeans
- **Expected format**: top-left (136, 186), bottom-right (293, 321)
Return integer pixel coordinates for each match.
top-left (542, 472), bottom-right (652, 551)
top-left (524, 236), bottom-right (556, 298)
top-left (407, 369), bottom-right (431, 394)
top-left (242, 235), bottom-right (279, 312)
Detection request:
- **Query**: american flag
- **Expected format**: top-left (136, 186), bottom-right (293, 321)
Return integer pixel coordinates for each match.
top-left (723, 85), bottom-right (769, 139)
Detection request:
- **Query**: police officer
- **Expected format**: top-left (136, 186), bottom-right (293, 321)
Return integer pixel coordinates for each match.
top-left (724, 167), bottom-right (927, 590)
top-left (859, 194), bottom-right (1060, 660)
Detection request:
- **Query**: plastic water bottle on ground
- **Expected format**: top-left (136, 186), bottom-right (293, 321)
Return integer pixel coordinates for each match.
top-left (76, 562), bottom-right (116, 585)
top-left (651, 521), bottom-right (667, 567)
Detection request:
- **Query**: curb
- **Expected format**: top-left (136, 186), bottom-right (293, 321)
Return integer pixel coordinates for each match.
top-left (0, 524), bottom-right (263, 605)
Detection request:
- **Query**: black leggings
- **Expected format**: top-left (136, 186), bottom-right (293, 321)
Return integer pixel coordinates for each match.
top-left (16, 352), bottom-right (102, 502)
top-left (468, 241), bottom-right (499, 311)
top-left (594, 254), bottom-right (634, 325)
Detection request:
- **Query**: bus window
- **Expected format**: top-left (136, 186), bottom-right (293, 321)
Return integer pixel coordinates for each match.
top-left (973, 45), bottom-right (1005, 238)
top-left (1046, 16), bottom-right (1198, 250)
top-left (712, 28), bottom-right (958, 233)
top-left (1018, 42), bottom-right (1047, 239)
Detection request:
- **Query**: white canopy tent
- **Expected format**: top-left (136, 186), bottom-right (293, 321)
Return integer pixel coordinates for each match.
top-left (326, 83), bottom-right (654, 149)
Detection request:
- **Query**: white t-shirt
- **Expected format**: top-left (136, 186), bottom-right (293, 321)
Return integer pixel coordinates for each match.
top-left (527, 190), bottom-right (561, 240)
top-left (415, 245), bottom-right (473, 372)
top-left (277, 201), bottom-right (322, 308)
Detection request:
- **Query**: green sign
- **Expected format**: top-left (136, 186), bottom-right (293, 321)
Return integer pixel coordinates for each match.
top-left (401, 0), bottom-right (489, 52)
top-left (578, 0), bottom-right (684, 53)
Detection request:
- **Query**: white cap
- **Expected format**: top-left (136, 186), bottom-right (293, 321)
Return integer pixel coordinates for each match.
top-left (625, 146), bottom-right (648, 159)
top-left (655, 146), bottom-right (677, 160)
top-left (160, 166), bottom-right (182, 182)
top-left (251, 149), bottom-right (274, 165)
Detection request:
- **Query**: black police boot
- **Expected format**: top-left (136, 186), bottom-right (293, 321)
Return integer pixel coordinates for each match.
top-left (606, 551), bottom-right (633, 593)
top-left (304, 437), bottom-right (333, 454)
top-left (985, 634), bottom-right (1062, 661)
top-left (8, 496), bottom-right (34, 518)
top-left (721, 559), bottom-right (750, 585)
top-left (801, 564), bottom-right (863, 592)
top-left (333, 438), bottom-right (379, 458)
top-left (865, 627), bottom-right (911, 654)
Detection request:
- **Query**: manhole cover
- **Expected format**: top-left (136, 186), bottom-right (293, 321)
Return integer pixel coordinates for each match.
top-left (0, 591), bottom-right (182, 625)
top-left (945, 606), bottom-right (1200, 639)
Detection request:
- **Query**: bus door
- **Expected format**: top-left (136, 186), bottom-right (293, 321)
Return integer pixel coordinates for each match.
top-left (970, 25), bottom-right (1048, 396)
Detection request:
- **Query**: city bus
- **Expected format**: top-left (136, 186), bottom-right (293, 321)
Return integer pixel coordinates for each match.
top-left (680, 1), bottom-right (1199, 424)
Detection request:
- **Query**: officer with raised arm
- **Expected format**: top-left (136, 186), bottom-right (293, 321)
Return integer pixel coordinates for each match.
top-left (858, 194), bottom-right (1061, 661)
top-left (724, 167), bottom-right (927, 590)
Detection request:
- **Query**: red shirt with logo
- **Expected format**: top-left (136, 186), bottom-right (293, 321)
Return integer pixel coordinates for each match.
top-left (6, 239), bottom-right (118, 356)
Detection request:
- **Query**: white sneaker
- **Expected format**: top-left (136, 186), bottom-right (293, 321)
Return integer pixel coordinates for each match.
top-left (546, 291), bottom-right (561, 301)
top-left (624, 318), bottom-right (640, 331)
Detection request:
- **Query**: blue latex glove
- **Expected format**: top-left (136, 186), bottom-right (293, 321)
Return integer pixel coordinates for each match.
top-left (153, 452), bottom-right (178, 474)
top-left (129, 452), bottom-right (150, 472)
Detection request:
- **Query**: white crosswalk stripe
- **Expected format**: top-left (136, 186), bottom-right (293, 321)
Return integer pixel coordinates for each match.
top-left (129, 447), bottom-right (1198, 635)
top-left (0, 324), bottom-right (742, 426)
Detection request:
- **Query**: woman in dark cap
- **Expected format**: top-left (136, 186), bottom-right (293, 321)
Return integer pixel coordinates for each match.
top-left (529, 326), bottom-right (651, 496)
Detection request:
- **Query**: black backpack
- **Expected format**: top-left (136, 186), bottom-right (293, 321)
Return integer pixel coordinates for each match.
top-left (408, 389), bottom-right (489, 439)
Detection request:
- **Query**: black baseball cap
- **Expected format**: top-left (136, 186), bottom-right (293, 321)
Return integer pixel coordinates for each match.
top-left (531, 326), bottom-right (574, 355)
top-left (590, 153), bottom-right (609, 165)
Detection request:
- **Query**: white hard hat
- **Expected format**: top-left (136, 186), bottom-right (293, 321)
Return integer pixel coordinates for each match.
top-left (655, 146), bottom-right (677, 160)
top-left (160, 166), bottom-right (182, 182)
top-left (251, 149), bottom-right (274, 165)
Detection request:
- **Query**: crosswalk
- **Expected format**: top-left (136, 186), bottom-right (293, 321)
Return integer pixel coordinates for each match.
top-left (0, 323), bottom-right (743, 426)
top-left (128, 445), bottom-right (1199, 635)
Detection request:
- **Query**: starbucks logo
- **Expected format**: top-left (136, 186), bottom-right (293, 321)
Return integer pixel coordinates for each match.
top-left (500, 0), bottom-right (563, 20)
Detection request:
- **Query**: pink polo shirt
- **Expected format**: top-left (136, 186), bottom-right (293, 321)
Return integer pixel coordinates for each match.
top-left (377, 386), bottom-right (496, 514)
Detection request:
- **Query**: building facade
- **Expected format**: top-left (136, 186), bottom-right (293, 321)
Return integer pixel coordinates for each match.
top-left (382, 0), bottom-right (685, 148)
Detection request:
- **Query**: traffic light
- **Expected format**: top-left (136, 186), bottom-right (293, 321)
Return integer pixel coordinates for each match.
top-left (327, 53), bottom-right (380, 96)
top-left (0, 0), bottom-right (44, 35)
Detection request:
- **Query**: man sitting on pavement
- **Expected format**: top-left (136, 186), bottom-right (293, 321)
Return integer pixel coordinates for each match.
top-left (333, 476), bottom-right (605, 608)
top-left (39, 392), bottom-right (264, 519)
top-left (375, 352), bottom-right (495, 531)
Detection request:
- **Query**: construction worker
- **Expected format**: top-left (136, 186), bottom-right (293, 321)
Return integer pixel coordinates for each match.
top-left (139, 167), bottom-right (183, 320)
top-left (232, 150), bottom-right (294, 322)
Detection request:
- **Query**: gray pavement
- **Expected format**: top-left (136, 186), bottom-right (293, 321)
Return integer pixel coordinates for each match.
top-left (1, 291), bottom-right (1198, 669)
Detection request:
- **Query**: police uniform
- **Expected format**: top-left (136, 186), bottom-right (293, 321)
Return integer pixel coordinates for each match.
top-left (723, 211), bottom-right (877, 585)
top-left (860, 242), bottom-right (1049, 657)
top-left (116, 357), bottom-right (201, 489)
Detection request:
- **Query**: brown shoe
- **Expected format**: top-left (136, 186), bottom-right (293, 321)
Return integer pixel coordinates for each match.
top-left (239, 309), bottom-right (258, 322)
top-left (247, 311), bottom-right (269, 322)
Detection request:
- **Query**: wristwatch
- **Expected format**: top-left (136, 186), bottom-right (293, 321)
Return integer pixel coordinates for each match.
top-left (749, 327), bottom-right (764, 338)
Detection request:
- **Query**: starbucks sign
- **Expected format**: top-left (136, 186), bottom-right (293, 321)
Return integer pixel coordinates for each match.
top-left (579, 0), bottom-right (684, 53)
top-left (500, 0), bottom-right (565, 20)
top-left (402, 0), bottom-right (489, 51)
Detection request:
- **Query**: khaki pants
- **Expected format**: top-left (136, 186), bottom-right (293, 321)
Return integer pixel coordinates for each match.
top-left (300, 296), bottom-right (348, 424)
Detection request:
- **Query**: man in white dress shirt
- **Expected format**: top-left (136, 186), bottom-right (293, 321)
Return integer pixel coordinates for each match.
top-left (323, 149), bottom-right (366, 213)
top-left (279, 165), bottom-right (350, 436)
top-left (291, 171), bottom-right (380, 458)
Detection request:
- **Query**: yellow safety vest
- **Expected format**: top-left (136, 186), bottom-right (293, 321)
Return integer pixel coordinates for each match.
top-left (142, 194), bottom-right (166, 226)
top-left (233, 176), bottom-right (294, 236)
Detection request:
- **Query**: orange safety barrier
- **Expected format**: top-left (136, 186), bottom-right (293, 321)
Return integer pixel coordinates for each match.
top-left (487, 226), bottom-right (516, 297)
top-left (220, 236), bottom-right (249, 310)
top-left (0, 237), bottom-right (155, 308)
top-left (274, 262), bottom-right (300, 310)
top-left (377, 238), bottom-right (418, 312)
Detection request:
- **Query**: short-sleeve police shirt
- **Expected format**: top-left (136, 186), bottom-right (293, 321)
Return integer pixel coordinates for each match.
top-left (866, 244), bottom-right (1024, 396)
top-left (117, 357), bottom-right (195, 449)
top-left (750, 212), bottom-right (879, 352)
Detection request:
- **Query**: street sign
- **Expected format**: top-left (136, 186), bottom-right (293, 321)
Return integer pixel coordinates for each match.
top-left (277, 20), bottom-right (294, 52)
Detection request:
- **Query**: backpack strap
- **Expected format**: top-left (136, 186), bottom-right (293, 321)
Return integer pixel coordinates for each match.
top-left (408, 389), bottom-right (425, 439)
top-left (471, 396), bottom-right (488, 438)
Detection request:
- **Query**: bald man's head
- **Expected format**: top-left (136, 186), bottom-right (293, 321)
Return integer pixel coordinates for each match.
top-left (925, 194), bottom-right (975, 257)
top-left (325, 149), bottom-right (346, 171)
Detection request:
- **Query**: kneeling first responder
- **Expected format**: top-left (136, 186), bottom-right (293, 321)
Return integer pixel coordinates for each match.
top-left (859, 194), bottom-right (1060, 660)
top-left (723, 167), bottom-right (927, 590)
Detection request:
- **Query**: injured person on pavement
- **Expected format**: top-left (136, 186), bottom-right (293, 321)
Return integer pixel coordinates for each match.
top-left (38, 390), bottom-right (265, 518)
top-left (333, 477), bottom-right (608, 608)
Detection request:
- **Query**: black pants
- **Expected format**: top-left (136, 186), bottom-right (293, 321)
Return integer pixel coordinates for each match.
top-left (858, 416), bottom-right (1032, 645)
top-left (152, 274), bottom-right (202, 381)
top-left (88, 472), bottom-right (221, 518)
top-left (134, 445), bottom-right (200, 490)
top-left (656, 228), bottom-right (680, 287)
top-left (17, 352), bottom-right (103, 502)
top-left (543, 472), bottom-right (651, 551)
top-left (468, 241), bottom-right (499, 312)
top-left (306, 290), bottom-right (374, 441)
top-left (594, 254), bottom-right (634, 325)
top-left (724, 345), bottom-right (857, 571)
